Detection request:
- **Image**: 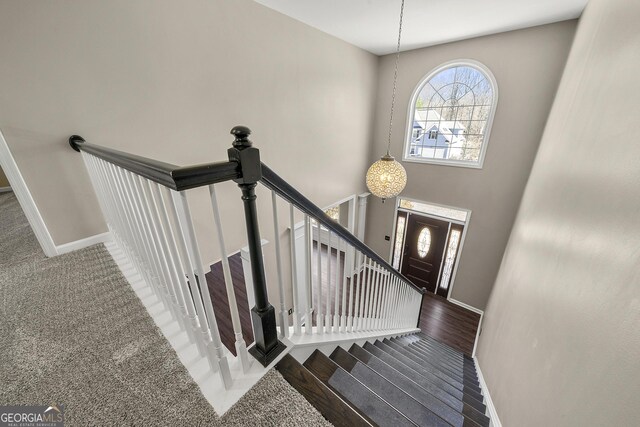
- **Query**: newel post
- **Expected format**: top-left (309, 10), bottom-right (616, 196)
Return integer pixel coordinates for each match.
top-left (228, 126), bottom-right (286, 366)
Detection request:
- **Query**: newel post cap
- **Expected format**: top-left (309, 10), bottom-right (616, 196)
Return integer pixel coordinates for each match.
top-left (231, 126), bottom-right (252, 149)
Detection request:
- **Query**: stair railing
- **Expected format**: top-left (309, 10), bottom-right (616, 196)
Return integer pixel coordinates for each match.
top-left (259, 161), bottom-right (426, 338)
top-left (69, 125), bottom-right (424, 389)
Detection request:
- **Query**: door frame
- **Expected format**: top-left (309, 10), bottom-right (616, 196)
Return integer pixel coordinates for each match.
top-left (388, 197), bottom-right (471, 299)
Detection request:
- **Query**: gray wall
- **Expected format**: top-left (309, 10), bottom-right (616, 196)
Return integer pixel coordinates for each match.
top-left (477, 0), bottom-right (640, 425)
top-left (364, 21), bottom-right (577, 310)
top-left (0, 0), bottom-right (377, 256)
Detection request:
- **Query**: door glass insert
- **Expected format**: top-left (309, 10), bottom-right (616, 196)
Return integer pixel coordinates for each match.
top-left (392, 215), bottom-right (406, 270)
top-left (417, 227), bottom-right (432, 257)
top-left (439, 229), bottom-right (462, 290)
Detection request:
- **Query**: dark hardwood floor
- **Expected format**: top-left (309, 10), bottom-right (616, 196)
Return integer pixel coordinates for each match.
top-left (417, 293), bottom-right (481, 356)
top-left (205, 252), bottom-right (253, 356)
top-left (204, 247), bottom-right (480, 358)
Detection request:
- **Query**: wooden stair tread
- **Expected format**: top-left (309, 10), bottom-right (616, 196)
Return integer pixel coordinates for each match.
top-left (349, 344), bottom-right (469, 427)
top-left (370, 341), bottom-right (487, 413)
top-left (330, 347), bottom-right (451, 427)
top-left (304, 350), bottom-right (417, 427)
top-left (362, 341), bottom-right (467, 411)
top-left (383, 339), bottom-right (484, 399)
top-left (276, 354), bottom-right (373, 427)
top-left (277, 334), bottom-right (490, 427)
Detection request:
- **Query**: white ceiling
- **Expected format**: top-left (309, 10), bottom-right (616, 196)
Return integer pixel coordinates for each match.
top-left (255, 0), bottom-right (588, 55)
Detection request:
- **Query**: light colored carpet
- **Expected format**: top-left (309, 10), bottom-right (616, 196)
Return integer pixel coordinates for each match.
top-left (0, 192), bottom-right (331, 426)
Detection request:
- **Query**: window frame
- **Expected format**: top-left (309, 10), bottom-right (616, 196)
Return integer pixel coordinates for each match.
top-left (403, 59), bottom-right (499, 169)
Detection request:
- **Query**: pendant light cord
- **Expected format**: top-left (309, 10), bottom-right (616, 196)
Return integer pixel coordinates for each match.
top-left (387, 0), bottom-right (405, 157)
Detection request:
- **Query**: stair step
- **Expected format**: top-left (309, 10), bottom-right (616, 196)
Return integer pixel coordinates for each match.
top-left (409, 341), bottom-right (480, 387)
top-left (409, 341), bottom-right (478, 381)
top-left (386, 339), bottom-right (483, 396)
top-left (362, 342), bottom-right (466, 411)
top-left (383, 339), bottom-right (484, 398)
top-left (402, 334), bottom-right (423, 343)
top-left (396, 340), bottom-right (481, 386)
top-left (392, 337), bottom-right (476, 383)
top-left (369, 341), bottom-right (487, 414)
top-left (412, 340), bottom-right (478, 372)
top-left (410, 338), bottom-right (471, 370)
top-left (330, 347), bottom-right (450, 427)
top-left (417, 333), bottom-right (469, 359)
top-left (276, 354), bottom-right (373, 427)
top-left (304, 350), bottom-right (417, 427)
top-left (350, 344), bottom-right (490, 427)
top-left (386, 339), bottom-right (463, 380)
top-left (395, 336), bottom-right (465, 369)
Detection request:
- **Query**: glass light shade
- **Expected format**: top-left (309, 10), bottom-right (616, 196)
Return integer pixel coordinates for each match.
top-left (365, 154), bottom-right (407, 201)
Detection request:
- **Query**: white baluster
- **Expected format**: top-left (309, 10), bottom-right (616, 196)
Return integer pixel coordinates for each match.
top-left (126, 171), bottom-right (173, 313)
top-left (346, 247), bottom-right (357, 332)
top-left (289, 205), bottom-right (301, 335)
top-left (325, 231), bottom-right (332, 333)
top-left (387, 277), bottom-right (399, 329)
top-left (113, 166), bottom-right (161, 306)
top-left (96, 159), bottom-right (137, 274)
top-left (402, 285), bottom-right (410, 328)
top-left (354, 254), bottom-right (366, 332)
top-left (137, 176), bottom-right (184, 333)
top-left (315, 219), bottom-right (323, 334)
top-left (394, 284), bottom-right (403, 329)
top-left (345, 200), bottom-right (356, 332)
top-left (210, 184), bottom-right (250, 373)
top-left (363, 258), bottom-right (373, 330)
top-left (138, 176), bottom-right (182, 320)
top-left (381, 274), bottom-right (391, 330)
top-left (162, 186), bottom-right (208, 358)
top-left (377, 270), bottom-right (388, 330)
top-left (333, 234), bottom-right (340, 333)
top-left (358, 256), bottom-right (368, 331)
top-left (340, 238), bottom-right (348, 332)
top-left (172, 190), bottom-right (232, 389)
top-left (371, 263), bottom-right (382, 330)
top-left (150, 182), bottom-right (200, 349)
top-left (304, 215), bottom-right (313, 335)
top-left (82, 155), bottom-right (111, 232)
top-left (270, 190), bottom-right (289, 340)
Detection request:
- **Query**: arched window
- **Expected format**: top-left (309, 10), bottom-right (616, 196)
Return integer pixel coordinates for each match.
top-left (404, 61), bottom-right (497, 168)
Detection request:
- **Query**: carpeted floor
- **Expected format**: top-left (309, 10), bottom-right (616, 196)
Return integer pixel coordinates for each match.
top-left (0, 192), bottom-right (331, 426)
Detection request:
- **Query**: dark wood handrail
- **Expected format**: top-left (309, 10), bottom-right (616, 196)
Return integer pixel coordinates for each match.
top-left (260, 163), bottom-right (426, 295)
top-left (69, 126), bottom-right (422, 366)
top-left (69, 135), bottom-right (241, 191)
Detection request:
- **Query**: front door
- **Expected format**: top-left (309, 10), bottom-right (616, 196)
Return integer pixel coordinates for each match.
top-left (400, 213), bottom-right (449, 293)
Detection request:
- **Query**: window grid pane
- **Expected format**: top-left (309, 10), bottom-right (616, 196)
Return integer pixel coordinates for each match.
top-left (407, 64), bottom-right (494, 166)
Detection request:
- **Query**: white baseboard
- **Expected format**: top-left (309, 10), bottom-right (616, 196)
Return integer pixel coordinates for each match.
top-left (474, 356), bottom-right (503, 427)
top-left (55, 232), bottom-right (112, 255)
top-left (0, 186), bottom-right (12, 193)
top-left (449, 298), bottom-right (484, 315)
top-left (449, 298), bottom-right (484, 357)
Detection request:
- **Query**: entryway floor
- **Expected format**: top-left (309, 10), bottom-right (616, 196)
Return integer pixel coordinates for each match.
top-left (418, 293), bottom-right (481, 356)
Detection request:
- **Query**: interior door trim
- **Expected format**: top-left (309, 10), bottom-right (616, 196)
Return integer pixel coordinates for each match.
top-left (389, 198), bottom-right (472, 299)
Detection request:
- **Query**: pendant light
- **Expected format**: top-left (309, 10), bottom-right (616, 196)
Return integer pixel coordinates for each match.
top-left (366, 0), bottom-right (408, 202)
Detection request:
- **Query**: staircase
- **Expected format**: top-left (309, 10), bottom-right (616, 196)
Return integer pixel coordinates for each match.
top-left (277, 333), bottom-right (490, 427)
